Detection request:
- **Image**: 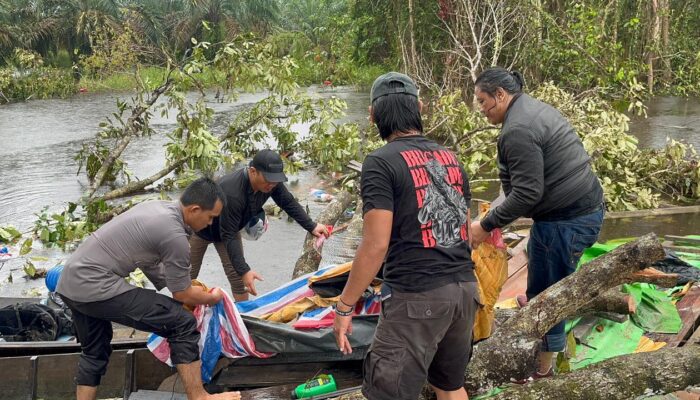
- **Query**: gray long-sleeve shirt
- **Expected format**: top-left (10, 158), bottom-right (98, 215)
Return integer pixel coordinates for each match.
top-left (481, 94), bottom-right (603, 232)
top-left (195, 168), bottom-right (316, 276)
top-left (57, 201), bottom-right (192, 303)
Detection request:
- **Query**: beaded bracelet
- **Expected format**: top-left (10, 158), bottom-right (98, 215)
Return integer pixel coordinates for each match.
top-left (334, 304), bottom-right (354, 316)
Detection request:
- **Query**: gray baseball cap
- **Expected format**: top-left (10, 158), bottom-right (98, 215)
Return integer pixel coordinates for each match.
top-left (370, 72), bottom-right (419, 103)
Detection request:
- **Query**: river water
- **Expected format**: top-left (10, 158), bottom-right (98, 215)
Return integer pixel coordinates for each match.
top-left (0, 91), bottom-right (698, 297)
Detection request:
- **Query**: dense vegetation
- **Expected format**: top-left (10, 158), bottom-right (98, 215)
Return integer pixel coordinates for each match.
top-left (2, 0), bottom-right (700, 98)
top-left (0, 0), bottom-right (699, 252)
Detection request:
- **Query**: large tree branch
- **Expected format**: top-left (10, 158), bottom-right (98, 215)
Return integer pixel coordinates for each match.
top-left (465, 233), bottom-right (666, 394)
top-left (490, 345), bottom-right (700, 399)
top-left (100, 156), bottom-right (186, 201)
top-left (84, 77), bottom-right (173, 200)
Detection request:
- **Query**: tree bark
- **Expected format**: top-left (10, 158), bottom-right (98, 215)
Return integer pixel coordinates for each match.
top-left (647, 0), bottom-right (661, 92)
top-left (291, 191), bottom-right (354, 279)
top-left (337, 345), bottom-right (700, 400)
top-left (465, 233), bottom-right (666, 394)
top-left (576, 288), bottom-right (636, 316)
top-left (100, 157), bottom-right (186, 201)
top-left (490, 345), bottom-right (700, 399)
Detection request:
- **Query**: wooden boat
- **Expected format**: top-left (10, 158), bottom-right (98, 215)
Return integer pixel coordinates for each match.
top-left (0, 296), bottom-right (370, 400)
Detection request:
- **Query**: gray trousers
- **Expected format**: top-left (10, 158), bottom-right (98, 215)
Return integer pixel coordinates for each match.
top-left (189, 234), bottom-right (247, 295)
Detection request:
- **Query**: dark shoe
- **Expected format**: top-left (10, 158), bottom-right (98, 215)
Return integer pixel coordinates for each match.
top-left (509, 367), bottom-right (554, 384)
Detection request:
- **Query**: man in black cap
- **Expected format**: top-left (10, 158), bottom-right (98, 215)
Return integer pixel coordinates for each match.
top-left (191, 150), bottom-right (329, 299)
top-left (333, 72), bottom-right (478, 400)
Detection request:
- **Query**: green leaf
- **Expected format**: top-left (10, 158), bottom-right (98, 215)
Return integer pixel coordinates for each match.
top-left (23, 261), bottom-right (36, 278)
top-left (40, 228), bottom-right (50, 242)
top-left (20, 238), bottom-right (33, 255)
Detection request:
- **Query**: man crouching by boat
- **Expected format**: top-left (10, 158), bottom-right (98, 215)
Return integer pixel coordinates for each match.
top-left (333, 72), bottom-right (479, 400)
top-left (56, 177), bottom-right (241, 400)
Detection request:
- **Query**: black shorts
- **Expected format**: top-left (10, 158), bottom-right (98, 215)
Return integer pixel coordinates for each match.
top-left (362, 281), bottom-right (479, 400)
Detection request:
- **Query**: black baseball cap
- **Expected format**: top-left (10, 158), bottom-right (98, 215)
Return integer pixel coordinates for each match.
top-left (370, 72), bottom-right (419, 103)
top-left (250, 149), bottom-right (288, 183)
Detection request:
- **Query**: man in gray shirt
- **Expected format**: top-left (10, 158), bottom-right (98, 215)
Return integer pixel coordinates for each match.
top-left (57, 178), bottom-right (240, 400)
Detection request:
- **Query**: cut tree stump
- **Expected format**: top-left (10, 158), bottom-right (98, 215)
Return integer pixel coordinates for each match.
top-left (465, 233), bottom-right (666, 394)
top-left (291, 190), bottom-right (353, 278)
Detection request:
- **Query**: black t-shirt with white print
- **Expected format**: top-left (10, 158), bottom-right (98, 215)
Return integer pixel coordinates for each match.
top-left (361, 135), bottom-right (475, 293)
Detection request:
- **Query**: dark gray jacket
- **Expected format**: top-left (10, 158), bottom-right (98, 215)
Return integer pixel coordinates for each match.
top-left (481, 94), bottom-right (602, 232)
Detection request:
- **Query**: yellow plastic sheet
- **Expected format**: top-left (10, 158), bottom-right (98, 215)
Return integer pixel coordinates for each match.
top-left (635, 335), bottom-right (667, 353)
top-left (472, 241), bottom-right (509, 341)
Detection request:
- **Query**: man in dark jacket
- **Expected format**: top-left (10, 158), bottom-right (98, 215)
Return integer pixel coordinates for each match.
top-left (191, 150), bottom-right (329, 299)
top-left (333, 72), bottom-right (478, 400)
top-left (470, 67), bottom-right (604, 382)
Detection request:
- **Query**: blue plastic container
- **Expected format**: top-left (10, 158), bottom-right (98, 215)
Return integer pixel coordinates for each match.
top-left (45, 264), bottom-right (64, 292)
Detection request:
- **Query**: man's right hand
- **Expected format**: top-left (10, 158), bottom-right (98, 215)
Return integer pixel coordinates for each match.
top-left (207, 288), bottom-right (224, 306)
top-left (242, 270), bottom-right (264, 296)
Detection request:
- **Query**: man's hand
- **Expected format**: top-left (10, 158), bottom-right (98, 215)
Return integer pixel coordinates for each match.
top-left (470, 220), bottom-right (490, 248)
top-left (311, 223), bottom-right (330, 238)
top-left (242, 270), bottom-right (264, 296)
top-left (207, 288), bottom-right (224, 306)
top-left (333, 312), bottom-right (353, 355)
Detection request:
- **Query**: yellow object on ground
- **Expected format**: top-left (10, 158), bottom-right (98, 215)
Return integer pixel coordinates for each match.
top-left (635, 336), bottom-right (667, 352)
top-left (472, 241), bottom-right (509, 341)
top-left (495, 297), bottom-right (519, 309)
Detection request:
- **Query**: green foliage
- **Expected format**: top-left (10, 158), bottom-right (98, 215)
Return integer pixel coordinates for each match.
top-left (32, 203), bottom-right (94, 250)
top-left (301, 96), bottom-right (382, 173)
top-left (0, 225), bottom-right (22, 243)
top-left (78, 23), bottom-right (140, 79)
top-left (426, 90), bottom-right (498, 191)
top-left (0, 56), bottom-right (75, 103)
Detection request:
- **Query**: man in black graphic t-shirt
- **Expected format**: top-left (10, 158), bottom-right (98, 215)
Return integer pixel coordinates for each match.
top-left (333, 72), bottom-right (478, 400)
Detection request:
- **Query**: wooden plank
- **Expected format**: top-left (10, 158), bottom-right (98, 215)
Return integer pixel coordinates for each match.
top-left (129, 390), bottom-right (186, 400)
top-left (28, 356), bottom-right (38, 400)
top-left (0, 356), bottom-right (33, 399)
top-left (123, 349), bottom-right (135, 400)
top-left (0, 337), bottom-right (147, 357)
top-left (216, 359), bottom-right (363, 388)
top-left (686, 320), bottom-right (700, 345)
top-left (647, 285), bottom-right (700, 347)
top-left (666, 235), bottom-right (700, 246)
top-left (133, 348), bottom-right (174, 391)
top-left (498, 263), bottom-right (528, 302)
top-left (663, 244), bottom-right (700, 255)
top-left (510, 205), bottom-right (700, 227)
top-left (506, 237), bottom-right (529, 279)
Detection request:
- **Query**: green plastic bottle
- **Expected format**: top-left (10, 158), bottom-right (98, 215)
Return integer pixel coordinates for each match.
top-left (290, 374), bottom-right (337, 399)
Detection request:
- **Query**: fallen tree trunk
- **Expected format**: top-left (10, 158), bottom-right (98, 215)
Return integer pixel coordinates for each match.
top-left (576, 288), bottom-right (636, 316)
top-left (291, 191), bottom-right (353, 278)
top-left (490, 344), bottom-right (700, 399)
top-left (494, 289), bottom-right (635, 332)
top-left (465, 233), bottom-right (666, 394)
top-left (337, 345), bottom-right (700, 400)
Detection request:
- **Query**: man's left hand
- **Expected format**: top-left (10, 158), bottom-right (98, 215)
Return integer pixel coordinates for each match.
top-left (333, 313), bottom-right (353, 355)
top-left (470, 220), bottom-right (490, 248)
top-left (311, 223), bottom-right (330, 238)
